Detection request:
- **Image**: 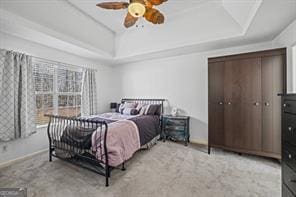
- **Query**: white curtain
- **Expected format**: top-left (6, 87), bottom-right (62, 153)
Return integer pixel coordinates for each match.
top-left (81, 69), bottom-right (98, 116)
top-left (0, 49), bottom-right (36, 141)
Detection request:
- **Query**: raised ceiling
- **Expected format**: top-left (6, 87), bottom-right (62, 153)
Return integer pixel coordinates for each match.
top-left (68, 0), bottom-right (208, 33)
top-left (0, 0), bottom-right (296, 65)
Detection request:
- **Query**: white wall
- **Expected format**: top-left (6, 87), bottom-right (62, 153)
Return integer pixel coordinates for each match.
top-left (115, 42), bottom-right (276, 143)
top-left (0, 32), bottom-right (119, 163)
top-left (273, 19), bottom-right (296, 93)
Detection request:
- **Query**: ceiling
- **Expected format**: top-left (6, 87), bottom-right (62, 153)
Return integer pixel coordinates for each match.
top-left (68, 0), bottom-right (208, 33)
top-left (0, 0), bottom-right (296, 65)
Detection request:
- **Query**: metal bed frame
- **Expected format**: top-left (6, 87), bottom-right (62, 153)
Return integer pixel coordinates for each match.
top-left (46, 98), bottom-right (165, 187)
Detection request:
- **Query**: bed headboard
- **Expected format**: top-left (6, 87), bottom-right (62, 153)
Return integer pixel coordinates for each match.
top-left (121, 98), bottom-right (166, 114)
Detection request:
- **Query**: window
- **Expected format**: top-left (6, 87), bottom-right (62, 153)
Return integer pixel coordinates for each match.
top-left (33, 60), bottom-right (83, 125)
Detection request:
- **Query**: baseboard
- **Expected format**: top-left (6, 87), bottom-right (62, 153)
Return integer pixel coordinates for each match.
top-left (190, 139), bottom-right (208, 146)
top-left (0, 149), bottom-right (48, 169)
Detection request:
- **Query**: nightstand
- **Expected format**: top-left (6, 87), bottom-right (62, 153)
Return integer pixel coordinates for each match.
top-left (161, 115), bottom-right (190, 146)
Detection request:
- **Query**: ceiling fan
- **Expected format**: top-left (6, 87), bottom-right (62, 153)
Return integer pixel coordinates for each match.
top-left (96, 0), bottom-right (168, 28)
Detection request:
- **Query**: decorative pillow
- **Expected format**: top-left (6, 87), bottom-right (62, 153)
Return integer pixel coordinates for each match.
top-left (139, 104), bottom-right (148, 115)
top-left (136, 103), bottom-right (145, 111)
top-left (118, 103), bottom-right (125, 113)
top-left (145, 104), bottom-right (160, 115)
top-left (144, 104), bottom-right (151, 115)
top-left (131, 108), bottom-right (139, 115)
top-left (118, 102), bottom-right (137, 113)
top-left (122, 108), bottom-right (139, 115)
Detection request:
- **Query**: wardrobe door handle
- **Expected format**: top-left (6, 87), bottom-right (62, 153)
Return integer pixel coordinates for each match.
top-left (227, 102), bottom-right (232, 105)
top-left (218, 102), bottom-right (224, 105)
top-left (265, 102), bottom-right (270, 106)
top-left (288, 126), bottom-right (293, 131)
top-left (283, 103), bottom-right (287, 107)
top-left (254, 102), bottom-right (260, 106)
top-left (289, 154), bottom-right (292, 159)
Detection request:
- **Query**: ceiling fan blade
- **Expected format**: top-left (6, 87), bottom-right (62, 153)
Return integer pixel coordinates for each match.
top-left (124, 12), bottom-right (138, 28)
top-left (96, 2), bottom-right (129, 10)
top-left (146, 0), bottom-right (168, 6)
top-left (144, 7), bottom-right (165, 24)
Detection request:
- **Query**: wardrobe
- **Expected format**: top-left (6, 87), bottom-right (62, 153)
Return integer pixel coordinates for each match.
top-left (208, 48), bottom-right (286, 159)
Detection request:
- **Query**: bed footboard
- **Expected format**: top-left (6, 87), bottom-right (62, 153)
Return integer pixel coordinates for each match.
top-left (46, 115), bottom-right (110, 186)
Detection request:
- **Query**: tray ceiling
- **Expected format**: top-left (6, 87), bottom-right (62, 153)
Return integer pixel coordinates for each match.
top-left (67, 0), bottom-right (208, 33)
top-left (0, 0), bottom-right (295, 64)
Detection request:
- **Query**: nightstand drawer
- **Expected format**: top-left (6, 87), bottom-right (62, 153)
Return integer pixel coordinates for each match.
top-left (165, 119), bottom-right (186, 126)
top-left (165, 125), bottom-right (186, 131)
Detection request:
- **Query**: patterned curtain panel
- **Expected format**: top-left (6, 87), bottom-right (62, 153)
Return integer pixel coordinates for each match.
top-left (81, 69), bottom-right (98, 116)
top-left (0, 49), bottom-right (36, 141)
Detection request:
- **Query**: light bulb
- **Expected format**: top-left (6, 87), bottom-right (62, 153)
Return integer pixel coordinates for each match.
top-left (128, 2), bottom-right (146, 18)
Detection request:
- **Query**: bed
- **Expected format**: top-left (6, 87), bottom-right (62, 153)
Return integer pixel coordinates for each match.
top-left (46, 98), bottom-right (165, 187)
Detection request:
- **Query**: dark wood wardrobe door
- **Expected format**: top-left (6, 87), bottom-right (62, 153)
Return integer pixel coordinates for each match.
top-left (224, 101), bottom-right (240, 148)
top-left (236, 102), bottom-right (262, 151)
top-left (224, 58), bottom-right (262, 150)
top-left (209, 62), bottom-right (225, 146)
top-left (224, 58), bottom-right (262, 103)
top-left (223, 61), bottom-right (237, 148)
top-left (209, 62), bottom-right (225, 103)
top-left (209, 103), bottom-right (224, 146)
top-left (262, 55), bottom-right (283, 155)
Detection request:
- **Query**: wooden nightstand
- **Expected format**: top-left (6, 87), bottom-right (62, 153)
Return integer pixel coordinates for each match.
top-left (161, 115), bottom-right (190, 146)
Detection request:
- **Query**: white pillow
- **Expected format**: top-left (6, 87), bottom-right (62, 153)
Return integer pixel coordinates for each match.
top-left (118, 103), bottom-right (125, 113)
top-left (136, 103), bottom-right (145, 111)
top-left (119, 102), bottom-right (137, 113)
top-left (122, 108), bottom-right (138, 115)
top-left (139, 104), bottom-right (148, 115)
top-left (124, 102), bottom-right (137, 108)
top-left (144, 104), bottom-right (151, 115)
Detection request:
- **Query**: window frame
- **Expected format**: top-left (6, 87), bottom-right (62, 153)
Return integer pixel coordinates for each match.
top-left (33, 59), bottom-right (83, 127)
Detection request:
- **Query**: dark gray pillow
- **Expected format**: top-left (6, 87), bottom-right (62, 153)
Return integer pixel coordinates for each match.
top-left (146, 104), bottom-right (161, 115)
top-left (154, 104), bottom-right (162, 115)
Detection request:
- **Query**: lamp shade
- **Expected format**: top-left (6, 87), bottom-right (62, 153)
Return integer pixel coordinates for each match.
top-left (128, 2), bottom-right (146, 18)
top-left (110, 102), bottom-right (117, 109)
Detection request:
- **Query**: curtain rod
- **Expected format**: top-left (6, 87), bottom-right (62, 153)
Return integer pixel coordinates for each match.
top-left (32, 56), bottom-right (97, 72)
top-left (2, 48), bottom-right (97, 72)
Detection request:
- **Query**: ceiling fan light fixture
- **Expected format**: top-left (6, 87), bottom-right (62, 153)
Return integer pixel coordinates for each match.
top-left (128, 2), bottom-right (146, 18)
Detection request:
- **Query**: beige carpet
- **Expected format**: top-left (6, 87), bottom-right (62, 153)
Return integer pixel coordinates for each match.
top-left (0, 142), bottom-right (280, 197)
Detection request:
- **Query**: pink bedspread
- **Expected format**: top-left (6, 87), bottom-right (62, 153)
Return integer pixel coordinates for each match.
top-left (91, 120), bottom-right (140, 167)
